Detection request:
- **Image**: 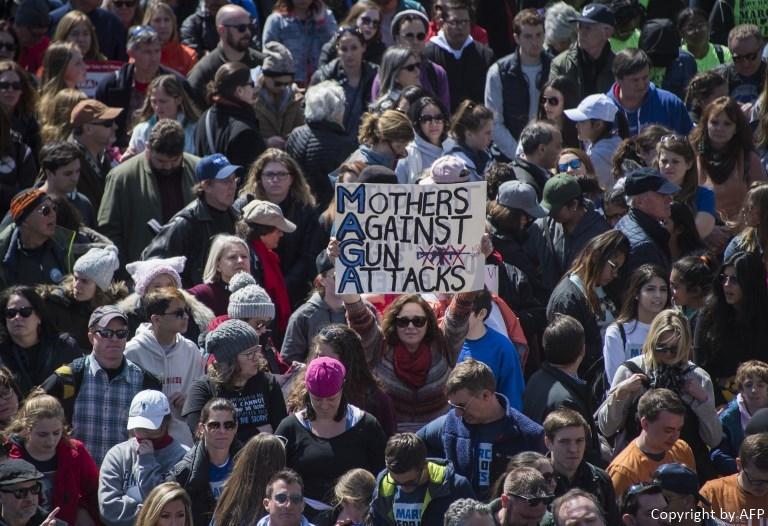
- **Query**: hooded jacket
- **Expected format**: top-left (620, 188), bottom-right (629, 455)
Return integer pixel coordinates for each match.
top-left (280, 292), bottom-right (347, 363)
top-left (396, 134), bottom-right (444, 184)
top-left (615, 208), bottom-right (672, 281)
top-left (424, 33), bottom-right (494, 110)
top-left (550, 43), bottom-right (615, 102)
top-left (370, 459), bottom-right (474, 526)
top-left (124, 323), bottom-right (205, 446)
top-left (607, 81), bottom-right (693, 137)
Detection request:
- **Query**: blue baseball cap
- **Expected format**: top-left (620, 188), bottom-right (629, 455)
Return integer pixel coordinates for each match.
top-left (196, 154), bottom-right (241, 182)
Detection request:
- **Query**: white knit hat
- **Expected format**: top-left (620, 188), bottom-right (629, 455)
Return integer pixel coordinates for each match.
top-left (73, 245), bottom-right (120, 291)
top-left (126, 256), bottom-right (186, 295)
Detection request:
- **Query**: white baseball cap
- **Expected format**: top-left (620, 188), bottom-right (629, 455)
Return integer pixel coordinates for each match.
top-left (127, 390), bottom-right (170, 431)
top-left (564, 94), bottom-right (619, 122)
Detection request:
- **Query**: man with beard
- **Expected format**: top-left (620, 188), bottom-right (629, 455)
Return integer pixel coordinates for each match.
top-left (0, 459), bottom-right (64, 526)
top-left (98, 120), bottom-right (198, 272)
top-left (142, 154), bottom-right (241, 287)
top-left (187, 4), bottom-right (264, 108)
top-left (491, 467), bottom-right (554, 526)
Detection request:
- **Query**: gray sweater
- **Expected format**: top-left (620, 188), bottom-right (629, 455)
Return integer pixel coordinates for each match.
top-left (98, 437), bottom-right (189, 526)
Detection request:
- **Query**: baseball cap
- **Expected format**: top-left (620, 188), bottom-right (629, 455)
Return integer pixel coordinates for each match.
top-left (420, 156), bottom-right (470, 185)
top-left (70, 100), bottom-right (123, 127)
top-left (652, 463), bottom-right (710, 506)
top-left (541, 174), bottom-right (582, 213)
top-left (576, 3), bottom-right (615, 26)
top-left (127, 390), bottom-right (170, 431)
top-left (242, 200), bottom-right (297, 233)
top-left (305, 357), bottom-right (346, 398)
top-left (88, 305), bottom-right (128, 329)
top-left (564, 94), bottom-right (619, 123)
top-left (624, 168), bottom-right (680, 197)
top-left (196, 154), bottom-right (241, 182)
top-left (497, 180), bottom-right (548, 218)
top-left (0, 459), bottom-right (44, 487)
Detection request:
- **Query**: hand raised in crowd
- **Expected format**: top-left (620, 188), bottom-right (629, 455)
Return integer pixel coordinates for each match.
top-left (39, 507), bottom-right (60, 526)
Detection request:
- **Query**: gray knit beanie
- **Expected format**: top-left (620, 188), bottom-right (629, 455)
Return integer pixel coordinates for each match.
top-left (228, 271), bottom-right (256, 293)
top-left (228, 284), bottom-right (275, 320)
top-left (262, 42), bottom-right (295, 76)
top-left (205, 319), bottom-right (260, 363)
top-left (73, 246), bottom-right (120, 291)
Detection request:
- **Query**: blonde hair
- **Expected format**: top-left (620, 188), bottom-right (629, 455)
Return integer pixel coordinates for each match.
top-left (4, 389), bottom-right (70, 441)
top-left (357, 110), bottom-right (414, 146)
top-left (136, 482), bottom-right (192, 526)
top-left (334, 468), bottom-right (375, 507)
top-left (53, 10), bottom-right (104, 61)
top-left (40, 88), bottom-right (88, 143)
top-left (202, 235), bottom-right (250, 284)
top-left (641, 309), bottom-right (691, 370)
top-left (142, 1), bottom-right (178, 42)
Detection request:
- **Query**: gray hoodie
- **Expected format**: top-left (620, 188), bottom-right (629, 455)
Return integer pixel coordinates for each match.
top-left (99, 437), bottom-right (189, 526)
top-left (280, 293), bottom-right (347, 364)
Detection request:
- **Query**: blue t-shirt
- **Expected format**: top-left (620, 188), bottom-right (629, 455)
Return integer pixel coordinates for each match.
top-left (208, 457), bottom-right (233, 501)
top-left (392, 482), bottom-right (427, 526)
top-left (695, 186), bottom-right (716, 218)
top-left (458, 326), bottom-right (525, 410)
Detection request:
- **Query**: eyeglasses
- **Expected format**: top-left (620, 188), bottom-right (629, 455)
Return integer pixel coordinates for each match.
top-left (419, 114), bottom-right (446, 124)
top-left (243, 79), bottom-right (255, 88)
top-left (394, 315), bottom-right (427, 328)
top-left (224, 23), bottom-right (252, 33)
top-left (272, 493), bottom-right (304, 505)
top-left (444, 18), bottom-right (470, 27)
top-left (0, 81), bottom-right (20, 91)
top-left (94, 328), bottom-right (130, 340)
top-left (541, 96), bottom-right (560, 106)
top-left (205, 420), bottom-right (237, 431)
top-left (654, 343), bottom-right (678, 354)
top-left (5, 307), bottom-right (34, 319)
top-left (0, 483), bottom-right (42, 499)
top-left (262, 171), bottom-right (291, 180)
top-left (389, 471), bottom-right (423, 489)
top-left (507, 493), bottom-right (556, 507)
top-left (113, 0), bottom-right (137, 7)
top-left (358, 16), bottom-right (380, 27)
top-left (447, 396), bottom-right (475, 412)
top-left (719, 273), bottom-right (738, 286)
top-left (239, 347), bottom-right (262, 360)
top-left (38, 204), bottom-right (57, 216)
top-left (660, 134), bottom-right (687, 146)
top-left (161, 308), bottom-right (191, 319)
top-left (0, 42), bottom-right (16, 52)
top-left (742, 468), bottom-right (768, 486)
top-left (401, 62), bottom-right (421, 72)
top-left (401, 32), bottom-right (426, 41)
top-left (129, 25), bottom-right (157, 39)
top-left (733, 51), bottom-right (759, 63)
top-left (557, 159), bottom-right (582, 172)
top-left (606, 259), bottom-right (621, 274)
top-left (90, 120), bottom-right (114, 128)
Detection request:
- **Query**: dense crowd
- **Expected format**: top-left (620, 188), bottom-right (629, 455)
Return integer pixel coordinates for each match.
top-left (0, 0), bottom-right (767, 525)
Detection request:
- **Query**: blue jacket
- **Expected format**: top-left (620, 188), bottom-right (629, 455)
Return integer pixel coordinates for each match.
top-left (417, 395), bottom-right (545, 500)
top-left (710, 398), bottom-right (743, 475)
top-left (615, 208), bottom-right (671, 282)
top-left (607, 82), bottom-right (693, 136)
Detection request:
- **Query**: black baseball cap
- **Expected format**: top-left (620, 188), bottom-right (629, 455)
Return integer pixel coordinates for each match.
top-left (652, 463), bottom-right (710, 507)
top-left (0, 459), bottom-right (44, 487)
top-left (576, 3), bottom-right (616, 26)
top-left (624, 168), bottom-right (680, 197)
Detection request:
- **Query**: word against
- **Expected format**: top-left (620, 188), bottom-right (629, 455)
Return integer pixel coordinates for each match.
top-left (334, 182), bottom-right (487, 294)
top-left (651, 508), bottom-right (766, 525)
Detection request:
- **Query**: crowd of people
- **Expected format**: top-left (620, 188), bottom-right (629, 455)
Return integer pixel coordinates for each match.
top-left (0, 0), bottom-right (767, 524)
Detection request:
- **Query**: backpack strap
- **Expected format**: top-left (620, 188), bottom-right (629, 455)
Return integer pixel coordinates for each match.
top-left (50, 357), bottom-right (88, 423)
top-left (621, 359), bottom-right (644, 376)
top-left (205, 111), bottom-right (216, 155)
top-left (714, 44), bottom-right (725, 64)
top-left (618, 323), bottom-right (627, 349)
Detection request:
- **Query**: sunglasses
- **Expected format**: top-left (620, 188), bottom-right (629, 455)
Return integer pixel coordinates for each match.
top-left (733, 51), bottom-right (759, 63)
top-left (401, 32), bottom-right (426, 41)
top-left (0, 483), bottom-right (41, 499)
top-left (742, 468), bottom-right (768, 486)
top-left (660, 134), bottom-right (687, 145)
top-left (205, 420), bottom-right (237, 431)
top-left (394, 315), bottom-right (427, 328)
top-left (272, 493), bottom-right (303, 505)
top-left (557, 159), bottom-right (582, 172)
top-left (0, 81), bottom-right (20, 91)
top-left (419, 114), bottom-right (445, 124)
top-left (94, 328), bottom-right (130, 340)
top-left (224, 23), bottom-right (252, 33)
top-left (719, 273), bottom-right (738, 285)
top-left (401, 63), bottom-right (421, 72)
top-left (390, 471), bottom-right (423, 488)
top-left (0, 42), bottom-right (15, 52)
top-left (358, 16), bottom-right (380, 27)
top-left (654, 344), bottom-right (677, 354)
top-left (162, 308), bottom-right (191, 319)
top-left (541, 96), bottom-right (560, 106)
top-left (5, 307), bottom-right (34, 319)
top-left (507, 493), bottom-right (555, 507)
top-left (90, 120), bottom-right (114, 127)
top-left (113, 0), bottom-right (136, 7)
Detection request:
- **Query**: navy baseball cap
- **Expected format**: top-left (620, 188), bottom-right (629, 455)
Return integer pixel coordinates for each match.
top-left (196, 154), bottom-right (242, 182)
top-left (576, 3), bottom-right (616, 26)
top-left (652, 463), bottom-right (710, 507)
top-left (624, 168), bottom-right (680, 197)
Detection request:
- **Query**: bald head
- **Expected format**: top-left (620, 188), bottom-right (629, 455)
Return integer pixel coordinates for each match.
top-left (216, 4), bottom-right (250, 27)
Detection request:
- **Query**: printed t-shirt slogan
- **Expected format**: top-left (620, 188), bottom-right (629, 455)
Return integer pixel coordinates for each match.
top-left (334, 182), bottom-right (487, 294)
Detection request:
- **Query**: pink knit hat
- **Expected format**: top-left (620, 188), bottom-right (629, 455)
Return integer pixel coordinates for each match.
top-left (125, 256), bottom-right (186, 295)
top-left (305, 357), bottom-right (346, 398)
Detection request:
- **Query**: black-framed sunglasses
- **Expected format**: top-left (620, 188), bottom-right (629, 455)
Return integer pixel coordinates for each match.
top-left (541, 96), bottom-right (560, 106)
top-left (205, 420), bottom-right (237, 431)
top-left (94, 328), bottom-right (130, 340)
top-left (507, 493), bottom-right (555, 507)
top-left (394, 315), bottom-right (427, 328)
top-left (733, 51), bottom-right (759, 63)
top-left (90, 120), bottom-right (114, 128)
top-left (358, 16), bottom-right (380, 27)
top-left (419, 114), bottom-right (446, 125)
top-left (272, 493), bottom-right (304, 504)
top-left (557, 159), bottom-right (582, 172)
top-left (0, 42), bottom-right (16, 52)
top-left (401, 62), bottom-right (421, 72)
top-left (0, 483), bottom-right (42, 499)
top-left (224, 23), bottom-right (253, 33)
top-left (5, 307), bottom-right (34, 319)
top-left (271, 79), bottom-right (293, 88)
top-left (719, 273), bottom-right (738, 286)
top-left (113, 0), bottom-right (137, 7)
top-left (654, 344), bottom-right (678, 354)
top-left (0, 81), bottom-right (20, 91)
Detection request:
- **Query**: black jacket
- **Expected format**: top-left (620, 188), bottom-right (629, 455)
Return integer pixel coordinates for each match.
top-left (180, 8), bottom-right (219, 59)
top-left (95, 63), bottom-right (185, 148)
top-left (615, 208), bottom-right (671, 290)
top-left (423, 40), bottom-right (494, 110)
top-left (167, 439), bottom-right (242, 526)
top-left (0, 132), bottom-right (37, 216)
top-left (187, 46), bottom-right (265, 109)
top-left (195, 99), bottom-right (267, 169)
top-left (142, 197), bottom-right (239, 287)
top-left (0, 333), bottom-right (82, 396)
top-left (553, 459), bottom-right (619, 524)
top-left (510, 157), bottom-right (550, 200)
top-left (285, 119), bottom-right (357, 209)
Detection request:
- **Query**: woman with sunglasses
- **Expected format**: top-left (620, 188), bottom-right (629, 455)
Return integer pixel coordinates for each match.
top-left (105, 0), bottom-right (143, 32)
top-left (5, 391), bottom-right (100, 526)
top-left (212, 434), bottom-right (287, 525)
top-left (319, 0), bottom-right (385, 66)
top-left (371, 46), bottom-right (422, 112)
top-left (0, 72), bottom-right (37, 217)
top-left (0, 60), bottom-right (38, 159)
top-left (395, 95), bottom-right (448, 183)
top-left (0, 286), bottom-right (81, 397)
top-left (195, 62), bottom-right (266, 169)
top-left (694, 251), bottom-right (768, 406)
top-left (183, 319), bottom-right (288, 443)
top-left (598, 309), bottom-right (721, 478)
top-left (547, 231), bottom-right (629, 388)
top-left (690, 96), bottom-right (767, 224)
top-left (276, 357), bottom-right (386, 519)
top-left (537, 76), bottom-right (579, 150)
top-left (168, 398), bottom-right (240, 526)
top-left (310, 27), bottom-right (378, 141)
top-left (263, 0), bottom-right (338, 85)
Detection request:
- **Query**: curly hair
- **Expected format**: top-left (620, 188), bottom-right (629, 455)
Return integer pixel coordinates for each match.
top-left (241, 148), bottom-right (316, 208)
top-left (4, 389), bottom-right (71, 443)
top-left (381, 294), bottom-right (446, 352)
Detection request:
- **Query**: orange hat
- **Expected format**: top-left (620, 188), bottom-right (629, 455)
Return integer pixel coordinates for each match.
top-left (10, 189), bottom-right (48, 225)
top-left (70, 100), bottom-right (123, 127)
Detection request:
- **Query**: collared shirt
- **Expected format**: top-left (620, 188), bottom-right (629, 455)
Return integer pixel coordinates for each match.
top-left (71, 355), bottom-right (147, 464)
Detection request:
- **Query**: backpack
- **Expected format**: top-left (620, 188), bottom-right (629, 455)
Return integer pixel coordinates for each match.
top-left (714, 44), bottom-right (726, 64)
top-left (589, 323), bottom-right (627, 408)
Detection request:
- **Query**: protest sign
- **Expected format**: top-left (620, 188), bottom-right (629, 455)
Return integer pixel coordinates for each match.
top-left (77, 61), bottom-right (123, 97)
top-left (334, 181), bottom-right (487, 294)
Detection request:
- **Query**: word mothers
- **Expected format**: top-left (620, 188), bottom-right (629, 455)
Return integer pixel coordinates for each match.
top-left (334, 182), bottom-right (486, 294)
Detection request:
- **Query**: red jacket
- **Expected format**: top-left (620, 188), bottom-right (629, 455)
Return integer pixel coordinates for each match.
top-left (8, 437), bottom-right (101, 526)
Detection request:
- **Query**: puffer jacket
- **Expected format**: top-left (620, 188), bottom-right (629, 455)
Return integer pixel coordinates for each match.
top-left (285, 120), bottom-right (357, 208)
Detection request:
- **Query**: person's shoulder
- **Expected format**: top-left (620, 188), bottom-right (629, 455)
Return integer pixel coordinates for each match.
top-left (107, 154), bottom-right (146, 179)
